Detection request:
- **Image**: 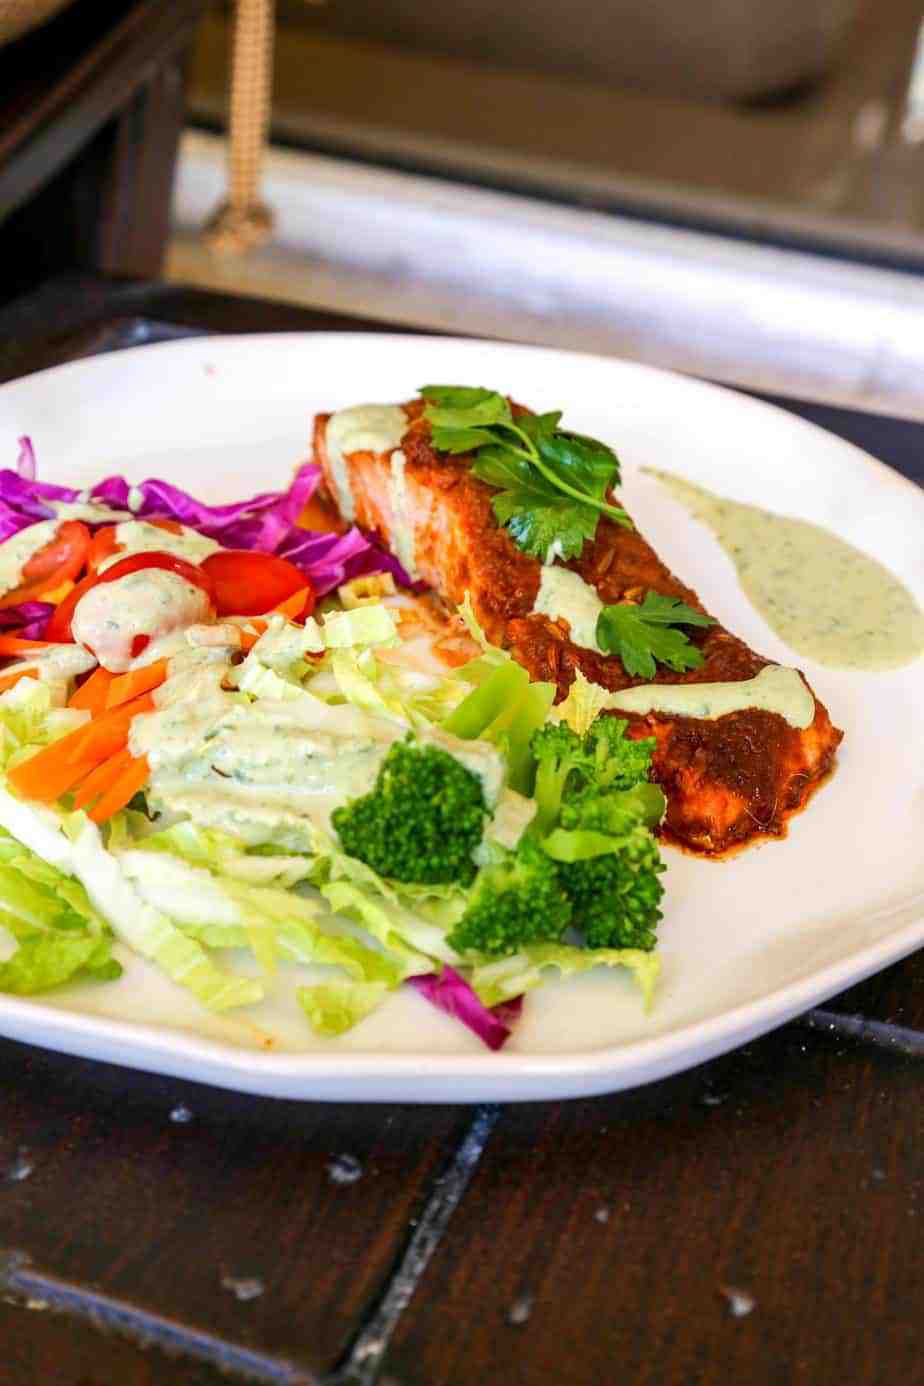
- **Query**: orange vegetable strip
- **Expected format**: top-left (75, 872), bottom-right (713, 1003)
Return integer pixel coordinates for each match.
top-left (89, 753), bottom-right (151, 823)
top-left (68, 667), bottom-right (116, 713)
top-left (72, 747), bottom-right (134, 810)
top-left (9, 751), bottom-right (101, 804)
top-left (8, 689), bottom-right (155, 802)
top-left (0, 668), bottom-right (39, 694)
top-left (0, 635), bottom-right (59, 655)
top-left (238, 621), bottom-right (268, 653)
top-left (270, 586), bottom-right (312, 621)
top-left (64, 691), bottom-right (155, 764)
top-left (105, 659), bottom-right (169, 710)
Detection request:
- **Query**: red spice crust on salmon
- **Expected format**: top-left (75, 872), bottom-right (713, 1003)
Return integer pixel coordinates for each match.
top-left (312, 400), bottom-right (843, 855)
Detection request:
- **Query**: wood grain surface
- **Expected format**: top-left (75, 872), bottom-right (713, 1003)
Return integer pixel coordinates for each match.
top-left (387, 1026), bottom-right (924, 1386)
top-left (0, 276), bottom-right (920, 1386)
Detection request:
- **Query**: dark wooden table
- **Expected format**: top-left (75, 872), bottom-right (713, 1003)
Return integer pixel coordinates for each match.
top-left (0, 275), bottom-right (921, 1386)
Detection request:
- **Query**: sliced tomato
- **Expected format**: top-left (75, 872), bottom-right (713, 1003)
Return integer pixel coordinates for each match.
top-left (44, 571), bottom-right (100, 643)
top-left (201, 550), bottom-right (315, 618)
top-left (97, 551), bottom-right (215, 601)
top-left (87, 525), bottom-right (122, 573)
top-left (0, 520), bottom-right (91, 609)
top-left (45, 552), bottom-right (214, 644)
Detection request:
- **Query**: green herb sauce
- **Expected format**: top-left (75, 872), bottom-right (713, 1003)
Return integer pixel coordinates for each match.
top-left (645, 469), bottom-right (924, 672)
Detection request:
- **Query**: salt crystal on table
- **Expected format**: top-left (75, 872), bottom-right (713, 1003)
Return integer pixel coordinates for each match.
top-left (720, 1285), bottom-right (755, 1318)
top-left (327, 1153), bottom-right (363, 1185)
top-left (221, 1275), bottom-right (264, 1302)
top-left (508, 1293), bottom-right (534, 1326)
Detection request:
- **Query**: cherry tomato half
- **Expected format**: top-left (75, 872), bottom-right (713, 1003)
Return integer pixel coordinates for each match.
top-left (87, 525), bottom-right (121, 573)
top-left (88, 517), bottom-right (186, 574)
top-left (98, 551), bottom-right (215, 601)
top-left (45, 552), bottom-right (214, 644)
top-left (201, 550), bottom-right (314, 618)
top-left (44, 571), bottom-right (99, 643)
top-left (0, 521), bottom-right (91, 609)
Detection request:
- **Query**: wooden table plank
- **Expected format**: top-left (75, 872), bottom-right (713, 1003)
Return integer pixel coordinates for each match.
top-left (0, 1304), bottom-right (235, 1386)
top-left (0, 1037), bottom-right (470, 1379)
top-left (384, 1024), bottom-right (924, 1386)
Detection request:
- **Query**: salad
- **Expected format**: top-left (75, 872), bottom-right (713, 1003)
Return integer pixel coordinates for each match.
top-left (0, 439), bottom-right (662, 1051)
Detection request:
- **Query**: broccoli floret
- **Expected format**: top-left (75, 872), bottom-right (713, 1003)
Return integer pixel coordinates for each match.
top-left (448, 833), bottom-right (572, 957)
top-left (531, 718), bottom-right (657, 833)
top-left (556, 801), bottom-right (665, 952)
top-left (332, 738), bottom-right (487, 885)
top-left (584, 716), bottom-right (657, 791)
top-left (530, 723), bottom-right (596, 833)
top-left (531, 718), bottom-right (665, 952)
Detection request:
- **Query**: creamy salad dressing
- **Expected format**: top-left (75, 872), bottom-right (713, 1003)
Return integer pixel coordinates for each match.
top-left (325, 404), bottom-right (407, 522)
top-left (131, 656), bottom-right (504, 850)
top-left (0, 519), bottom-right (60, 596)
top-left (96, 520), bottom-right (221, 574)
top-left (603, 665), bottom-right (815, 730)
top-left (72, 568), bottom-right (213, 672)
top-left (646, 468), bottom-right (924, 672)
top-left (386, 449), bottom-right (420, 581)
top-left (530, 562), bottom-right (814, 725)
top-left (532, 565), bottom-right (603, 651)
top-left (50, 500), bottom-right (134, 525)
top-left (3, 644), bottom-right (97, 697)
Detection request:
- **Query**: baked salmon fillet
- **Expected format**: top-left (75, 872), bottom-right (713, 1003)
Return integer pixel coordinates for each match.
top-left (312, 399), bottom-right (842, 855)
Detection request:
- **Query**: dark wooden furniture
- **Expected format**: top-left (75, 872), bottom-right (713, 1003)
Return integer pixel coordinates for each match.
top-left (0, 0), bottom-right (207, 307)
top-left (0, 275), bottom-right (921, 1386)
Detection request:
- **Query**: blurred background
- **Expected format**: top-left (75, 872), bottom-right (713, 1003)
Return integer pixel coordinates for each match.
top-left (3, 0), bottom-right (924, 410)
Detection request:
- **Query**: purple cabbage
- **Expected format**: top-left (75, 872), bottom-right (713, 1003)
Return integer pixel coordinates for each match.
top-left (0, 440), bottom-right (413, 597)
top-left (407, 968), bottom-right (523, 1051)
top-left (0, 602), bottom-right (54, 640)
top-left (16, 437), bottom-right (36, 481)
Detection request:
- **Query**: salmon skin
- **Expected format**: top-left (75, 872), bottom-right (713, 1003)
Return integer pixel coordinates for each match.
top-left (312, 399), bottom-right (843, 855)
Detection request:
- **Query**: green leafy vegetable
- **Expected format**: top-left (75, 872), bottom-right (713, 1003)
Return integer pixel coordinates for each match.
top-left (470, 942), bottom-right (661, 1011)
top-left (298, 981), bottom-right (390, 1037)
top-left (596, 592), bottom-right (715, 679)
top-left (0, 829), bottom-right (120, 995)
top-left (420, 384), bottom-right (631, 561)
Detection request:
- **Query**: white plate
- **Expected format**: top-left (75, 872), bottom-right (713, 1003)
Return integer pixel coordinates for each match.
top-left (0, 334), bottom-right (921, 1102)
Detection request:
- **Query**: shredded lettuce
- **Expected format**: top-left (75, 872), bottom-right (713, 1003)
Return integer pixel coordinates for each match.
top-left (298, 980), bottom-right (390, 1036)
top-left (0, 829), bottom-right (120, 995)
top-left (321, 605), bottom-right (399, 649)
top-left (441, 593), bottom-right (555, 793)
top-left (551, 668), bottom-right (625, 735)
top-left (470, 942), bottom-right (660, 1010)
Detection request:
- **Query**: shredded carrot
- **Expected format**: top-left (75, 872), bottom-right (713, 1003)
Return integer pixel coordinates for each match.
top-left (64, 691), bottom-right (155, 764)
top-left (8, 690), bottom-right (155, 802)
top-left (88, 753), bottom-right (150, 823)
top-left (10, 751), bottom-right (101, 805)
top-left (0, 635), bottom-right (58, 656)
top-left (238, 621), bottom-right (267, 653)
top-left (43, 580), bottom-right (74, 605)
top-left (68, 667), bottom-right (116, 713)
top-left (0, 668), bottom-right (39, 694)
top-left (105, 659), bottom-right (169, 710)
top-left (72, 747), bottom-right (135, 810)
top-left (271, 587), bottom-right (312, 621)
top-left (298, 495), bottom-right (346, 535)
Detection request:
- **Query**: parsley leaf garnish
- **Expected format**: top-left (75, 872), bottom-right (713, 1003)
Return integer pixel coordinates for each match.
top-left (420, 384), bottom-right (632, 561)
top-left (596, 593), bottom-right (716, 679)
